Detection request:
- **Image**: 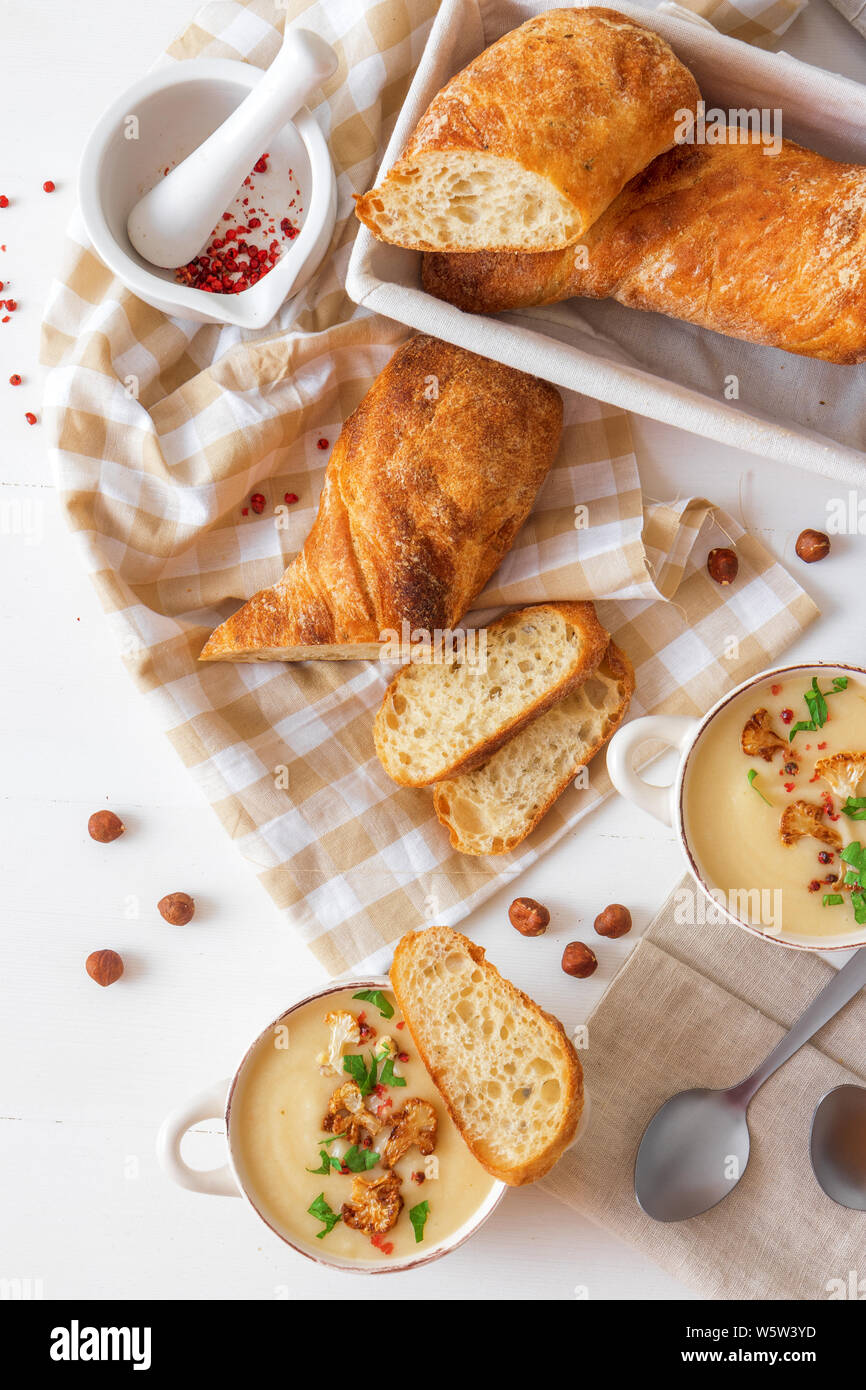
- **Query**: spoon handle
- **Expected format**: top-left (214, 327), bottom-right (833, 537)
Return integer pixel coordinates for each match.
top-left (731, 948), bottom-right (866, 1106)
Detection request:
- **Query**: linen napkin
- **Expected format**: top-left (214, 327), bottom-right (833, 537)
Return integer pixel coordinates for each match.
top-left (824, 0), bottom-right (866, 37)
top-left (657, 0), bottom-right (807, 47)
top-left (42, 0), bottom-right (818, 975)
top-left (542, 876), bottom-right (866, 1300)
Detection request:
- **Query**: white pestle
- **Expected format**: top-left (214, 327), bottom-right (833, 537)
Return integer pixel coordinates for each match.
top-left (127, 28), bottom-right (337, 269)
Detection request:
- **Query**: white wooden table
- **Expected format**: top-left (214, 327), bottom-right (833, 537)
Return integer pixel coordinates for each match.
top-left (1, 0), bottom-right (863, 1302)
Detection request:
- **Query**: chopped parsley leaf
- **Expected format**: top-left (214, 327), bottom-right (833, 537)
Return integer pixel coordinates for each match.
top-left (308, 1193), bottom-right (341, 1239)
top-left (352, 989), bottom-right (394, 1020)
top-left (409, 1200), bottom-right (430, 1244)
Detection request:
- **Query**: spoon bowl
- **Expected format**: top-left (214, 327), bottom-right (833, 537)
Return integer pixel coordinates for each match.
top-left (810, 1084), bottom-right (866, 1210)
top-left (635, 1087), bottom-right (751, 1222)
top-left (634, 948), bottom-right (866, 1222)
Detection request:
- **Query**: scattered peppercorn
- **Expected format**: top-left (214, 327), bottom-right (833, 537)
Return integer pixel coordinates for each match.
top-left (250, 492), bottom-right (266, 514)
top-left (9, 374), bottom-right (21, 386)
top-left (317, 437), bottom-right (329, 449)
top-left (284, 491), bottom-right (299, 505)
top-left (808, 879), bottom-right (821, 893)
top-left (24, 412), bottom-right (37, 425)
top-left (818, 851), bottom-right (833, 864)
top-left (6, 299), bottom-right (17, 311)
top-left (0, 196), bottom-right (8, 208)
top-left (780, 708), bottom-right (794, 725)
top-left (770, 683), bottom-right (782, 695)
top-left (42, 180), bottom-right (55, 193)
top-left (784, 761), bottom-right (799, 775)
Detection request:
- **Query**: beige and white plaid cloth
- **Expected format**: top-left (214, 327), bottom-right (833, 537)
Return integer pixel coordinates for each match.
top-left (658, 0), bottom-right (807, 46)
top-left (42, 0), bottom-right (819, 975)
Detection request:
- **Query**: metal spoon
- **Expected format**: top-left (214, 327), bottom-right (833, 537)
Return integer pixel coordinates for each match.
top-left (810, 1084), bottom-right (866, 1210)
top-left (635, 948), bottom-right (866, 1222)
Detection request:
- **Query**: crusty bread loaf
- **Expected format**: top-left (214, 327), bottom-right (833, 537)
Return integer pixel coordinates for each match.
top-left (422, 139), bottom-right (866, 364)
top-left (355, 7), bottom-right (698, 253)
top-left (433, 641), bottom-right (634, 855)
top-left (374, 602), bottom-right (609, 787)
top-left (200, 337), bottom-right (562, 662)
top-left (390, 927), bottom-right (583, 1185)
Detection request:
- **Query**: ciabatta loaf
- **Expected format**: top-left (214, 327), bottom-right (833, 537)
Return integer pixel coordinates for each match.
top-left (374, 602), bottom-right (609, 786)
top-left (422, 139), bottom-right (866, 364)
top-left (355, 8), bottom-right (698, 253)
top-left (390, 927), bottom-right (583, 1185)
top-left (200, 337), bottom-right (562, 662)
top-left (433, 641), bottom-right (634, 855)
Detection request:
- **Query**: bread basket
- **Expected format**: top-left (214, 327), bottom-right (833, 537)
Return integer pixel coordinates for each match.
top-left (346, 0), bottom-right (866, 480)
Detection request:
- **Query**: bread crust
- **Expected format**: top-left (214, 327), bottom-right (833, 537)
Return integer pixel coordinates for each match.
top-left (390, 926), bottom-right (584, 1185)
top-left (200, 337), bottom-right (562, 662)
top-left (374, 601), bottom-right (610, 786)
top-left (423, 139), bottom-right (866, 363)
top-left (356, 7), bottom-right (699, 252)
top-left (433, 640), bottom-right (635, 854)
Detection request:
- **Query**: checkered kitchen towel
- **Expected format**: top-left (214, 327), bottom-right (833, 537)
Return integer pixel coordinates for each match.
top-left (657, 0), bottom-right (807, 47)
top-left (42, 0), bottom-right (819, 975)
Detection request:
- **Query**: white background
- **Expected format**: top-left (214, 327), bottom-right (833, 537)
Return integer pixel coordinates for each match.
top-left (1, 0), bottom-right (863, 1302)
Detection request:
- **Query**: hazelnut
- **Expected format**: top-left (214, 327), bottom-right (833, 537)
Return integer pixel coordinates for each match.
top-left (707, 547), bottom-right (738, 585)
top-left (594, 903), bottom-right (632, 939)
top-left (561, 942), bottom-right (598, 978)
top-left (158, 892), bottom-right (195, 925)
top-left (86, 949), bottom-right (123, 987)
top-left (795, 529), bottom-right (830, 564)
top-left (88, 810), bottom-right (125, 843)
top-left (508, 897), bottom-right (550, 936)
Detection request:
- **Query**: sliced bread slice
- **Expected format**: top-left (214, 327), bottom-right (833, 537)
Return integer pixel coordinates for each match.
top-left (373, 601), bottom-right (609, 787)
top-left (433, 642), bottom-right (635, 855)
top-left (390, 926), bottom-right (583, 1185)
top-left (354, 8), bottom-right (699, 254)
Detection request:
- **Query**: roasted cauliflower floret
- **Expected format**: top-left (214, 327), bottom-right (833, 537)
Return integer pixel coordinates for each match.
top-left (779, 799), bottom-right (843, 850)
top-left (323, 1081), bottom-right (383, 1146)
top-left (742, 708), bottom-right (787, 762)
top-left (376, 1035), bottom-right (397, 1059)
top-left (383, 1098), bottom-right (438, 1169)
top-left (814, 751), bottom-right (866, 804)
top-left (316, 1010), bottom-right (361, 1077)
top-left (341, 1172), bottom-right (404, 1234)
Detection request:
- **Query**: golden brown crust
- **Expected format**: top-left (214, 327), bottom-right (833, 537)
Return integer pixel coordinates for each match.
top-left (433, 639), bottom-right (635, 855)
top-left (423, 139), bottom-right (866, 363)
top-left (390, 927), bottom-right (584, 1186)
top-left (356, 7), bottom-right (699, 251)
top-left (200, 337), bottom-right (562, 662)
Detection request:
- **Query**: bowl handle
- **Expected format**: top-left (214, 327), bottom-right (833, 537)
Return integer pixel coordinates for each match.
top-left (156, 1080), bottom-right (240, 1197)
top-left (606, 715), bottom-right (699, 827)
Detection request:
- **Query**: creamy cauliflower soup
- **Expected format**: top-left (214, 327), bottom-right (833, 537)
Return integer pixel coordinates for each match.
top-left (683, 670), bottom-right (866, 942)
top-left (229, 987), bottom-right (498, 1263)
